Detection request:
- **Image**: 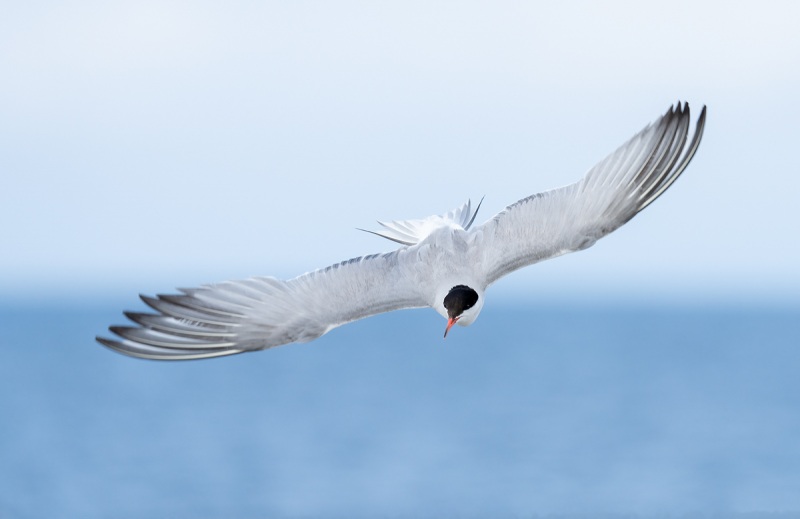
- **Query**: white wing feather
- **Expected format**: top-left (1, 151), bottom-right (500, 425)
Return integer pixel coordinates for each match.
top-left (478, 102), bottom-right (706, 285)
top-left (98, 251), bottom-right (427, 360)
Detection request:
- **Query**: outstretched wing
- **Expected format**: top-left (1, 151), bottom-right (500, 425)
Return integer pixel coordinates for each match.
top-left (478, 102), bottom-right (706, 285)
top-left (97, 250), bottom-right (428, 360)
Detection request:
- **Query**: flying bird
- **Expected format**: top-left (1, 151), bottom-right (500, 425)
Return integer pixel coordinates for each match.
top-left (98, 102), bottom-right (706, 360)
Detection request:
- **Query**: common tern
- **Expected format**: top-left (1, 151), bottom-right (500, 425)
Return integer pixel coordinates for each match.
top-left (98, 102), bottom-right (706, 360)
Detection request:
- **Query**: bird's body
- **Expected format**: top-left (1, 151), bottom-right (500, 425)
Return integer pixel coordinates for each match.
top-left (98, 102), bottom-right (706, 360)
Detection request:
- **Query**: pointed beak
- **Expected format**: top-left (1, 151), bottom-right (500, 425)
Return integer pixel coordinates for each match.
top-left (444, 317), bottom-right (458, 338)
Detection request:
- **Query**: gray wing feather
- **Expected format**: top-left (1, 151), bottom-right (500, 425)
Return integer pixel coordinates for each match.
top-left (479, 102), bottom-right (706, 285)
top-left (97, 250), bottom-right (427, 360)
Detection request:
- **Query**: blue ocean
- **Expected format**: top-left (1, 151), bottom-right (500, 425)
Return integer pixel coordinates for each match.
top-left (1, 299), bottom-right (799, 518)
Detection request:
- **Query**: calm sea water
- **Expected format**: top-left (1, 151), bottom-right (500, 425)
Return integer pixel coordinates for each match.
top-left (1, 300), bottom-right (799, 518)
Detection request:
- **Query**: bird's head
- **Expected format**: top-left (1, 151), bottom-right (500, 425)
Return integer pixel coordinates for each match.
top-left (440, 284), bottom-right (483, 338)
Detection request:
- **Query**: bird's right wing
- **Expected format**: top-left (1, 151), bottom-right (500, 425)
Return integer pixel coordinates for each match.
top-left (478, 102), bottom-right (706, 285)
top-left (97, 249), bottom-right (428, 360)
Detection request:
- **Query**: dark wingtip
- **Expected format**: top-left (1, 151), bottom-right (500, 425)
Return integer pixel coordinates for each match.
top-left (96, 335), bottom-right (112, 347)
top-left (96, 335), bottom-right (124, 352)
top-left (123, 311), bottom-right (156, 327)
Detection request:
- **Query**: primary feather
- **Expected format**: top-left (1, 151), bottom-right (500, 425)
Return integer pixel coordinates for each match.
top-left (479, 102), bottom-right (705, 283)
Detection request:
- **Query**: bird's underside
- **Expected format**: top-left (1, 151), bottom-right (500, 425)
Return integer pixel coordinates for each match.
top-left (98, 101), bottom-right (706, 360)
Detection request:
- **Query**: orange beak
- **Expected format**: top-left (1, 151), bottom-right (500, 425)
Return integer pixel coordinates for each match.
top-left (444, 316), bottom-right (458, 338)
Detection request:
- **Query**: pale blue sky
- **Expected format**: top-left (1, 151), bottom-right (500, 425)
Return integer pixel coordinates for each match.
top-left (2, 1), bottom-right (798, 303)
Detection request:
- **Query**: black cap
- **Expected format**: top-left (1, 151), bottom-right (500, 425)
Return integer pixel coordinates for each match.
top-left (443, 285), bottom-right (479, 319)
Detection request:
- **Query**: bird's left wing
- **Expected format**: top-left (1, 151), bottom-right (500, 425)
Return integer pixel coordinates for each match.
top-left (478, 102), bottom-right (706, 285)
top-left (97, 249), bottom-right (428, 360)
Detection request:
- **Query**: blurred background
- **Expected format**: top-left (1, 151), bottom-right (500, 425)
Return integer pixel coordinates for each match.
top-left (1, 1), bottom-right (799, 517)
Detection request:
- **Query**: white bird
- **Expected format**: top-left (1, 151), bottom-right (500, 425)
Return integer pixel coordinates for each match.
top-left (98, 102), bottom-right (706, 360)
